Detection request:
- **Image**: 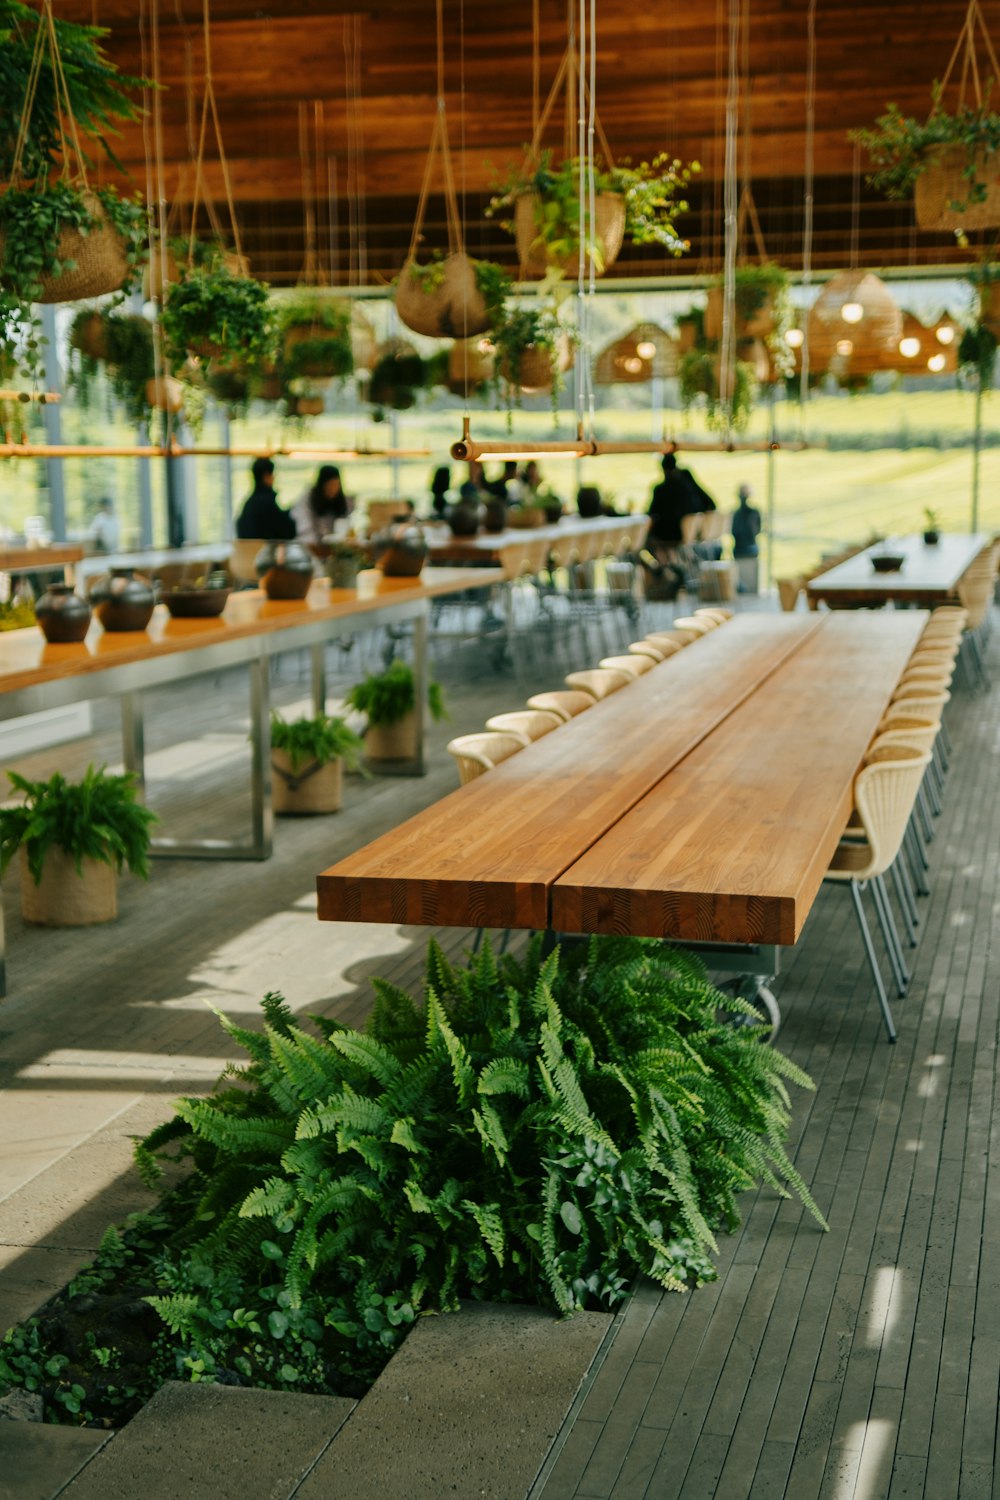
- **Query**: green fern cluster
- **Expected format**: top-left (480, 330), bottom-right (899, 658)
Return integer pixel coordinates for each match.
top-left (139, 940), bottom-right (823, 1330)
top-left (0, 764), bottom-right (158, 884)
top-left (270, 712), bottom-right (364, 773)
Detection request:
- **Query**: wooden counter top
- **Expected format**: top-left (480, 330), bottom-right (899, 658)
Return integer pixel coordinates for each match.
top-left (806, 533), bottom-right (987, 604)
top-left (0, 545), bottom-right (84, 573)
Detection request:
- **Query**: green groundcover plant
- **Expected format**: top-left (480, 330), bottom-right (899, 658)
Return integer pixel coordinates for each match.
top-left (344, 660), bottom-right (446, 728)
top-left (0, 764), bottom-right (158, 884)
top-left (0, 937), bottom-right (824, 1427)
top-left (269, 712), bottom-right (365, 773)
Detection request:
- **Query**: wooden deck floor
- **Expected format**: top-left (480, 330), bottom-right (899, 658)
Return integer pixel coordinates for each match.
top-left (0, 597), bottom-right (996, 1500)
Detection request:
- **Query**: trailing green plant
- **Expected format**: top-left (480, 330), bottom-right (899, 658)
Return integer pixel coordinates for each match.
top-left (269, 712), bottom-right (364, 773)
top-left (0, 0), bottom-right (146, 181)
top-left (275, 292), bottom-right (354, 385)
top-left (958, 322), bottom-right (997, 387)
top-left (0, 764), bottom-right (158, 885)
top-left (398, 252), bottom-right (512, 330)
top-left (487, 150), bottom-right (699, 269)
top-left (160, 262), bottom-right (274, 375)
top-left (67, 307), bottom-right (157, 426)
top-left (344, 659), bottom-right (446, 728)
top-left (852, 93), bottom-right (1000, 209)
top-left (678, 348), bottom-right (758, 433)
top-left (368, 348), bottom-right (428, 414)
top-left (0, 182), bottom-right (147, 381)
top-left (491, 303), bottom-right (573, 418)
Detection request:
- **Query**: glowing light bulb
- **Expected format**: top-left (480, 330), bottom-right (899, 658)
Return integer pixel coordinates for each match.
top-left (836, 338), bottom-right (854, 356)
top-left (785, 328), bottom-right (804, 348)
top-left (841, 301), bottom-right (864, 324)
top-left (635, 340), bottom-right (657, 360)
top-left (477, 338), bottom-right (495, 354)
top-left (899, 337), bottom-right (921, 358)
top-left (935, 324), bottom-right (955, 345)
top-left (927, 352), bottom-right (947, 372)
top-left (623, 357), bottom-right (644, 374)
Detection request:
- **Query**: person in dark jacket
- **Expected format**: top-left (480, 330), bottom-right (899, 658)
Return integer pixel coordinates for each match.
top-left (646, 452), bottom-right (717, 549)
top-left (731, 483), bottom-right (762, 558)
top-left (235, 458), bottom-right (295, 539)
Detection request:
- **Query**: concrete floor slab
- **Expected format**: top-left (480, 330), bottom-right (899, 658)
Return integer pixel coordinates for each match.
top-left (0, 1422), bottom-right (110, 1500)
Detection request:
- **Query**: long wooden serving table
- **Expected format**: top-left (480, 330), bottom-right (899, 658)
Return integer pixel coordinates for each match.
top-left (318, 611), bottom-right (927, 955)
top-left (0, 567), bottom-right (503, 860)
top-left (424, 513), bottom-right (650, 576)
top-left (806, 532), bottom-right (986, 609)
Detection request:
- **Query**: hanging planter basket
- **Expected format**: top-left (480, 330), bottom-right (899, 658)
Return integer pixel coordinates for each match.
top-left (271, 751), bottom-right (343, 815)
top-left (20, 847), bottom-right (117, 926)
top-left (365, 709), bottom-right (420, 763)
top-left (395, 252), bottom-right (492, 339)
top-left (914, 145), bottom-right (1000, 229)
top-left (2, 190), bottom-right (134, 304)
top-left (293, 394), bottom-right (326, 417)
top-left (502, 334), bottom-right (573, 393)
top-left (704, 285), bottom-right (778, 341)
top-left (514, 190), bottom-right (626, 279)
top-left (69, 310), bottom-right (108, 362)
top-left (446, 339), bottom-right (495, 396)
top-left (145, 375), bottom-right (185, 413)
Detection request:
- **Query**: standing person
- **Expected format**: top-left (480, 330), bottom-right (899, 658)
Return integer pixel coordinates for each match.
top-left (89, 497), bottom-right (120, 554)
top-left (235, 458), bottom-right (295, 539)
top-left (486, 461), bottom-right (521, 504)
top-left (646, 452), bottom-right (716, 556)
top-left (519, 460), bottom-right (542, 500)
top-left (292, 465), bottom-right (353, 548)
top-left (429, 465), bottom-right (452, 518)
top-left (731, 483), bottom-right (762, 558)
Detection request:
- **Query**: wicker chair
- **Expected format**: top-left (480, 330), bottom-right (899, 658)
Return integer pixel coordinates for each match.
top-left (957, 569), bottom-right (994, 688)
top-left (526, 690), bottom-right (594, 722)
top-left (695, 606), bottom-right (733, 623)
top-left (776, 576), bottom-right (804, 612)
top-left (565, 667), bottom-right (633, 699)
top-left (824, 744), bottom-right (932, 1042)
top-left (446, 731), bottom-right (526, 786)
top-left (671, 615), bottom-right (714, 636)
top-left (629, 641), bottom-right (665, 662)
top-left (598, 653), bottom-right (656, 677)
top-left (645, 631), bottom-right (689, 653)
top-left (484, 709), bottom-right (562, 745)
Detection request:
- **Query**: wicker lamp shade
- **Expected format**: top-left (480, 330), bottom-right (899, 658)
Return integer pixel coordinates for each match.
top-left (807, 271), bottom-right (902, 371)
top-left (593, 323), bottom-right (678, 385)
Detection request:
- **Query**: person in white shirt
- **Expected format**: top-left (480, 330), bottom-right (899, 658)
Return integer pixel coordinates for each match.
top-left (89, 498), bottom-right (120, 554)
top-left (291, 466), bottom-right (353, 550)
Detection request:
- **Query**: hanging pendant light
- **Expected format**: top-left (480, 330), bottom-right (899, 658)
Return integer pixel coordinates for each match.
top-left (807, 270), bottom-right (902, 371)
top-left (594, 323), bottom-right (678, 385)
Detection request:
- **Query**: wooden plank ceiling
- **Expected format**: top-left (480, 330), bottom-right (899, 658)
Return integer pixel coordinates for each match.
top-left (59, 0), bottom-right (996, 285)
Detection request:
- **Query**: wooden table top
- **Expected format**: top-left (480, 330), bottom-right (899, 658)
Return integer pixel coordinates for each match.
top-left (551, 611), bottom-right (926, 945)
top-left (317, 610), bottom-right (927, 944)
top-left (0, 545), bottom-right (84, 573)
top-left (424, 513), bottom-right (649, 561)
top-left (317, 615), bottom-right (824, 931)
top-left (0, 568), bottom-right (503, 697)
top-left (806, 533), bottom-right (987, 602)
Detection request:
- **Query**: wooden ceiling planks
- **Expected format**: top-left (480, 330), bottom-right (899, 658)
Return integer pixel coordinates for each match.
top-left (53, 0), bottom-right (996, 280)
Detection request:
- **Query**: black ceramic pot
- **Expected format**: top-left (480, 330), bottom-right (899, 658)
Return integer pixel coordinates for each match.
top-left (89, 569), bottom-right (155, 632)
top-left (577, 486), bottom-right (603, 518)
top-left (254, 539), bottom-right (314, 600)
top-left (543, 499), bottom-right (563, 524)
top-left (483, 498), bottom-right (507, 534)
top-left (446, 498), bottom-right (483, 537)
top-left (923, 530), bottom-right (940, 546)
top-left (35, 583), bottom-right (92, 643)
top-left (371, 521), bottom-right (428, 578)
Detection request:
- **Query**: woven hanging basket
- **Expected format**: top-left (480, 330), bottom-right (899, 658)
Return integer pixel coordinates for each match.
top-left (807, 271), bottom-right (902, 370)
top-left (502, 334), bottom-right (573, 392)
top-left (366, 707), bottom-right (420, 762)
top-left (18, 191), bottom-right (132, 304)
top-left (447, 339), bottom-right (495, 395)
top-left (980, 280), bottom-right (1000, 339)
top-left (293, 394), bottom-right (326, 417)
top-left (145, 375), bottom-right (185, 412)
top-left (914, 145), bottom-right (1000, 230)
top-left (20, 847), bottom-right (118, 926)
top-left (70, 311), bottom-right (108, 361)
top-left (514, 190), bottom-right (626, 279)
top-left (704, 286), bottom-right (777, 342)
top-left (395, 252), bottom-right (491, 338)
top-left (271, 750), bottom-right (343, 814)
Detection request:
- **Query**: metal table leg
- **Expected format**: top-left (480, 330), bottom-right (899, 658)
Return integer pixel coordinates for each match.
top-left (311, 642), bottom-right (327, 714)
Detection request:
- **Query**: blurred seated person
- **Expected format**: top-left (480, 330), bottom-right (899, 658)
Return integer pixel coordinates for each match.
top-left (486, 461), bottom-right (522, 504)
top-left (235, 457), bottom-right (295, 540)
top-left (429, 465), bottom-right (452, 518)
top-left (89, 497), bottom-right (120, 554)
top-left (646, 452), bottom-right (716, 561)
top-left (576, 485), bottom-right (619, 518)
top-left (292, 465), bottom-right (353, 551)
top-left (459, 459), bottom-right (490, 503)
top-left (518, 460), bottom-right (542, 500)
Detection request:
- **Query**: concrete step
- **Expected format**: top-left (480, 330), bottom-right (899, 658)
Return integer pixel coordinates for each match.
top-left (57, 1384), bottom-right (355, 1500)
top-left (293, 1301), bottom-right (613, 1500)
top-left (0, 1422), bottom-right (110, 1500)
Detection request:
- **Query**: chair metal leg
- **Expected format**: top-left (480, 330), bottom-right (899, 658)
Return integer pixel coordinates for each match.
top-left (872, 872), bottom-right (910, 996)
top-left (905, 819), bottom-right (931, 895)
top-left (890, 859), bottom-right (919, 948)
top-left (850, 880), bottom-right (897, 1043)
top-left (925, 766), bottom-right (943, 818)
top-left (939, 717), bottom-right (952, 763)
top-left (916, 783), bottom-right (935, 844)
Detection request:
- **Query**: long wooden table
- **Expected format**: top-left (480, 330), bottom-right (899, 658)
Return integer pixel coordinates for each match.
top-left (424, 514), bottom-right (650, 576)
top-left (806, 532), bottom-right (987, 609)
top-left (317, 611), bottom-right (927, 952)
top-left (0, 544), bottom-right (84, 580)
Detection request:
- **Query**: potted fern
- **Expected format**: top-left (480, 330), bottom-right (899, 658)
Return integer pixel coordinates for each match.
top-left (275, 291), bottom-right (354, 384)
top-left (492, 305), bottom-right (574, 412)
top-left (345, 660), bottom-right (446, 762)
top-left (368, 341), bottom-right (428, 415)
top-left (269, 711), bottom-right (364, 815)
top-left (853, 96), bottom-right (1000, 231)
top-left (160, 261), bottom-right (274, 374)
top-left (0, 764), bottom-right (157, 926)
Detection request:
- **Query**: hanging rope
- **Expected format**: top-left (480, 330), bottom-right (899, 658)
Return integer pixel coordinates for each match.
top-left (934, 0), bottom-right (1000, 114)
top-left (11, 0), bottom-right (90, 188)
top-left (185, 0), bottom-right (244, 267)
top-left (799, 0), bottom-right (816, 408)
top-left (404, 0), bottom-right (465, 265)
top-left (718, 0), bottom-right (741, 430)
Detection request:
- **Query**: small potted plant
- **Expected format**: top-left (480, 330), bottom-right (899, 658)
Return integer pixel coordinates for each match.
top-left (678, 347), bottom-right (758, 433)
top-left (0, 764), bottom-right (157, 926)
top-left (922, 508), bottom-right (941, 545)
top-left (394, 252), bottom-right (511, 339)
top-left (274, 291), bottom-right (354, 384)
top-left (160, 260), bottom-right (274, 374)
top-left (487, 151), bottom-right (699, 278)
top-left (269, 711), bottom-right (365, 815)
top-left (704, 263), bottom-right (794, 381)
top-left (492, 305), bottom-right (574, 413)
top-left (853, 94), bottom-right (1000, 231)
top-left (345, 660), bottom-right (446, 762)
top-left (368, 341), bottom-right (428, 415)
top-left (325, 538), bottom-right (370, 589)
